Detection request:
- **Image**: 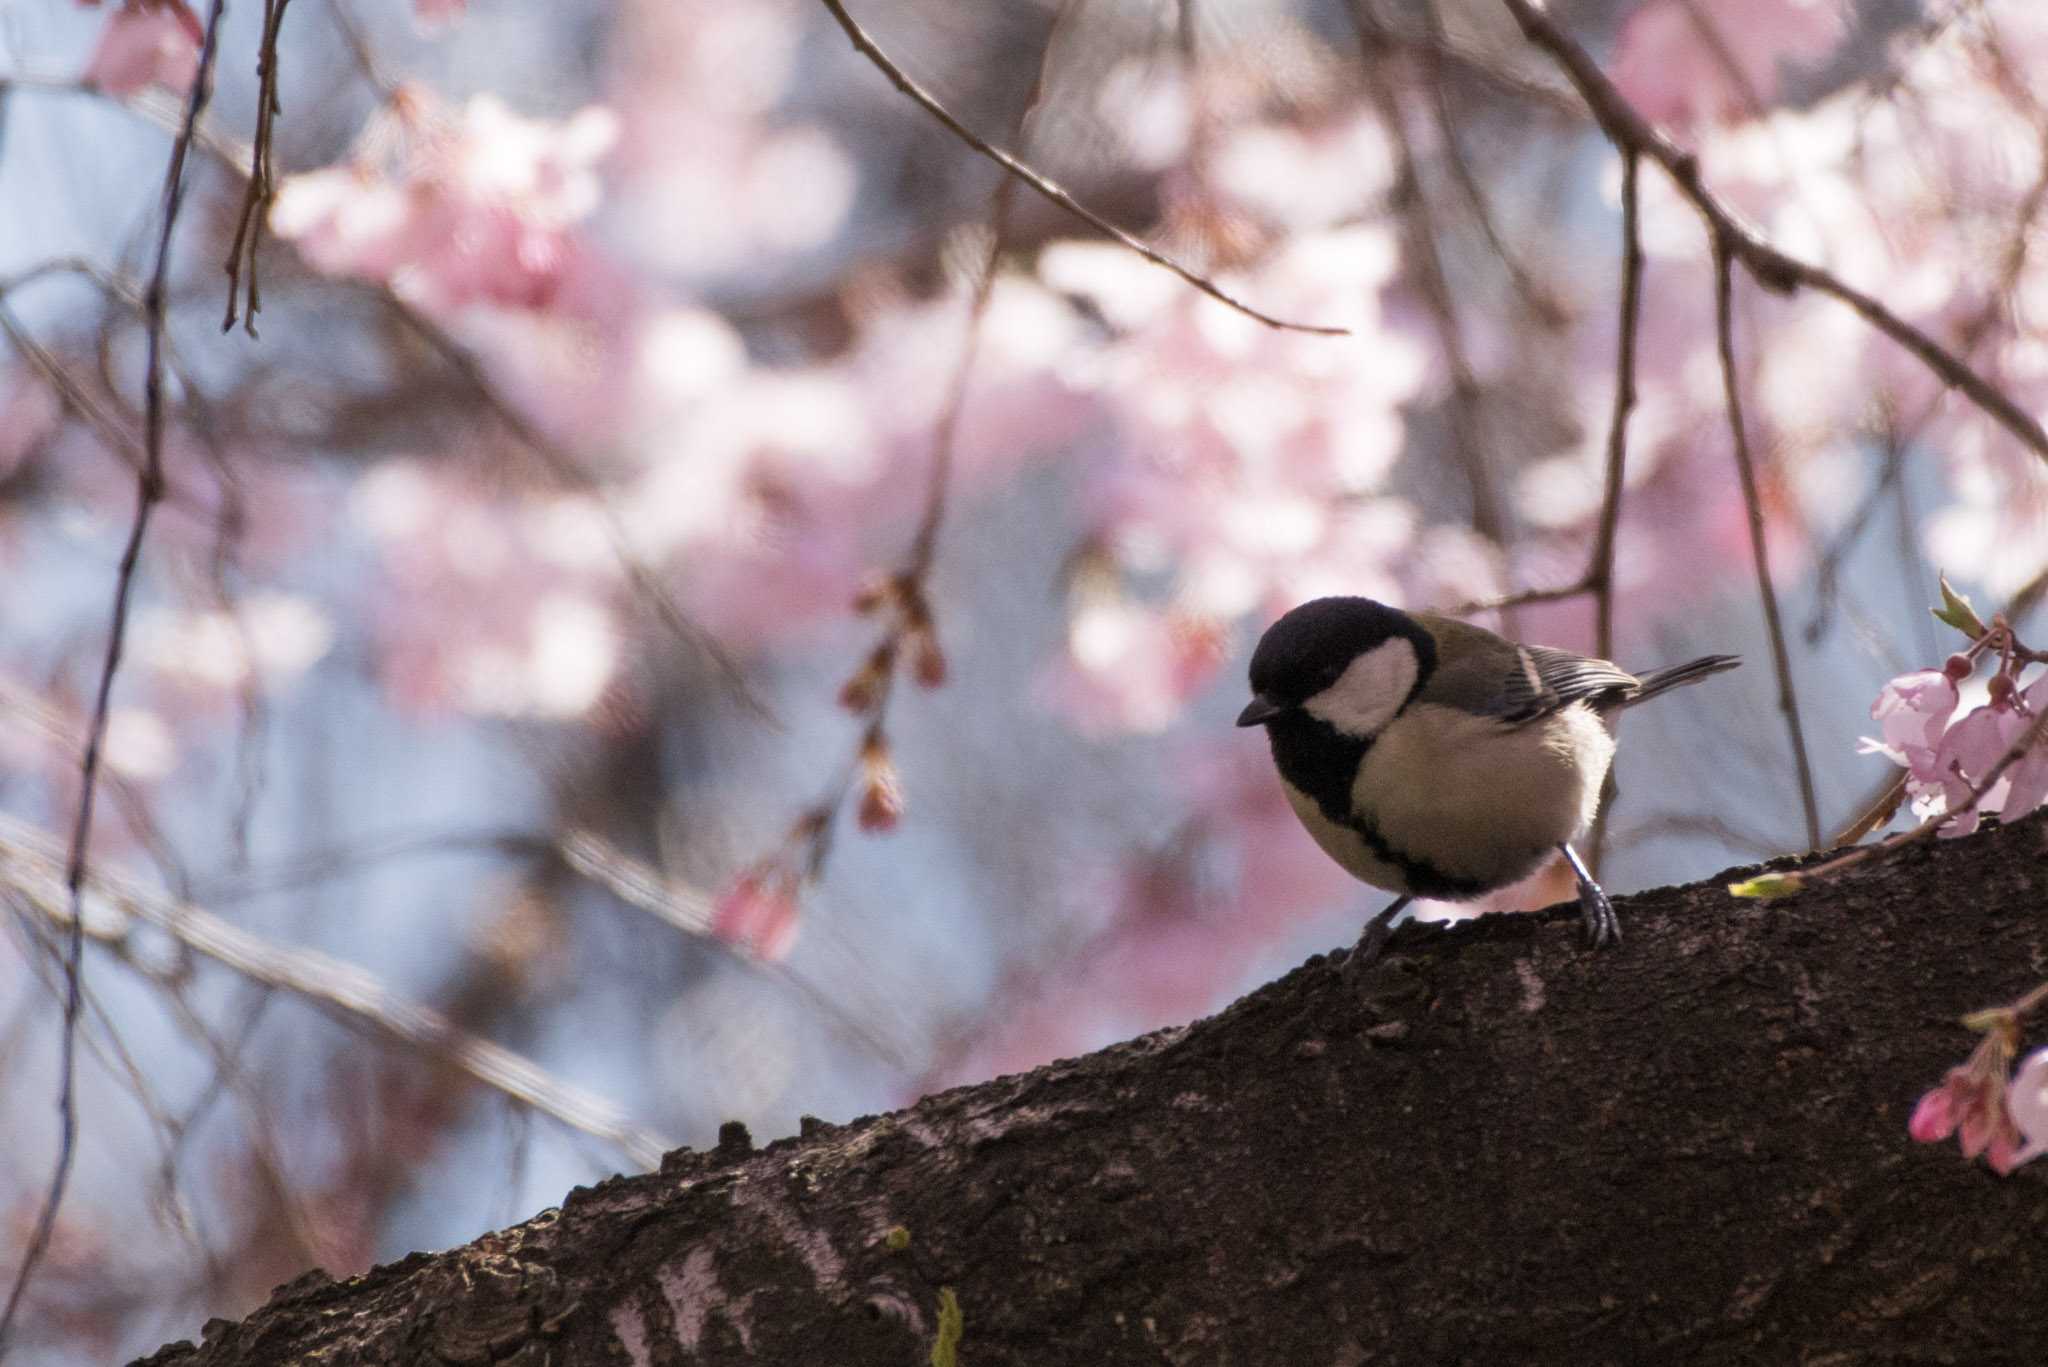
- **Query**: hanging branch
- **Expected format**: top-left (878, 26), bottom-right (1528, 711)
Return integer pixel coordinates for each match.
top-left (1445, 150), bottom-right (1642, 645)
top-left (0, 2), bottom-right (230, 1348)
top-left (1353, 14), bottom-right (1514, 629)
top-left (1714, 240), bottom-right (1823, 851)
top-left (0, 817), bottom-right (672, 1170)
top-left (1495, 0), bottom-right (2048, 466)
top-left (813, 0), bottom-right (1346, 337)
top-left (220, 0), bottom-right (294, 334)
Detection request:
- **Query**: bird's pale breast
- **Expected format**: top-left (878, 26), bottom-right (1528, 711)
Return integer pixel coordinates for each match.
top-left (1356, 701), bottom-right (1614, 894)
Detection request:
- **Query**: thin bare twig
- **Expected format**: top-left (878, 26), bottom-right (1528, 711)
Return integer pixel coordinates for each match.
top-left (1592, 150), bottom-right (1643, 666)
top-left (1714, 241), bottom-right (1822, 851)
top-left (1585, 149), bottom-right (1645, 871)
top-left (221, 0), bottom-right (294, 333)
top-left (1496, 0), bottom-right (2048, 466)
top-left (1444, 152), bottom-right (1641, 641)
top-left (1354, 14), bottom-right (1513, 621)
top-left (0, 816), bottom-right (671, 1170)
top-left (0, 4), bottom-right (228, 1348)
top-left (813, 0), bottom-right (1345, 336)
top-left (1410, 3), bottom-right (1565, 324)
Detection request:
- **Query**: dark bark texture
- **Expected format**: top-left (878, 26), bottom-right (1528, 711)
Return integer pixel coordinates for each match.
top-left (137, 811), bottom-right (2048, 1366)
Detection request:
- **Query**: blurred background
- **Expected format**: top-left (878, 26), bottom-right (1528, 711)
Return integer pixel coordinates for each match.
top-left (2, 0), bottom-right (2045, 1358)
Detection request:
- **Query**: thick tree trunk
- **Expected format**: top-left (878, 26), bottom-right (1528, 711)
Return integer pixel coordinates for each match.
top-left (137, 811), bottom-right (2048, 1366)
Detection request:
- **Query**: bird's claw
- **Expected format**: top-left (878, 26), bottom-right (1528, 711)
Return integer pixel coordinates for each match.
top-left (1558, 843), bottom-right (1621, 950)
top-left (1577, 877), bottom-right (1620, 948)
top-left (1344, 917), bottom-right (1394, 982)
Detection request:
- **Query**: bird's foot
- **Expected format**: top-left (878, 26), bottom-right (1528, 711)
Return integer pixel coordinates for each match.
top-left (1342, 896), bottom-right (1410, 983)
top-left (1559, 843), bottom-right (1621, 950)
top-left (1576, 878), bottom-right (1620, 948)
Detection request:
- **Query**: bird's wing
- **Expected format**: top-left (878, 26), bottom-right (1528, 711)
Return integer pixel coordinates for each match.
top-left (1501, 645), bottom-right (1641, 722)
top-left (1413, 616), bottom-right (1639, 725)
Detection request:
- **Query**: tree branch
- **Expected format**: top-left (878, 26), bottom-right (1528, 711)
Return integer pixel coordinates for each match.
top-left (1496, 0), bottom-right (2048, 466)
top-left (813, 0), bottom-right (1347, 336)
top-left (0, 3), bottom-right (229, 1349)
top-left (137, 810), bottom-right (2048, 1365)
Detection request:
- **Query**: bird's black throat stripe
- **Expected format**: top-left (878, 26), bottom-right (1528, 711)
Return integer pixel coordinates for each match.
top-left (1264, 712), bottom-right (1489, 900)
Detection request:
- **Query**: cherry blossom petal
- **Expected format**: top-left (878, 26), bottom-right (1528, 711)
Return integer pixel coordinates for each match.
top-left (82, 0), bottom-right (201, 97)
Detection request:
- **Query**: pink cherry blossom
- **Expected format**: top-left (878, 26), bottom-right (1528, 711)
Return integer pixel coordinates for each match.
top-left (1612, 0), bottom-right (1845, 135)
top-left (270, 89), bottom-right (619, 313)
top-left (1929, 700), bottom-right (2032, 835)
top-left (81, 0), bottom-right (202, 98)
top-left (1861, 670), bottom-right (1957, 775)
top-left (2006, 1047), bottom-right (2048, 1172)
top-left (709, 867), bottom-right (801, 963)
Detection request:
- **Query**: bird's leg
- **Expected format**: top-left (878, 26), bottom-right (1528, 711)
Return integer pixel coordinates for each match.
top-left (1558, 843), bottom-right (1620, 948)
top-left (1344, 895), bottom-right (1412, 979)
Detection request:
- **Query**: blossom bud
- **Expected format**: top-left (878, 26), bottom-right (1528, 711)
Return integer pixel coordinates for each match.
top-left (836, 641), bottom-right (897, 713)
top-left (1988, 673), bottom-right (2015, 708)
top-left (1943, 654), bottom-right (1973, 681)
top-left (852, 573), bottom-right (900, 616)
top-left (857, 734), bottom-right (904, 832)
top-left (910, 630), bottom-right (947, 689)
top-left (1908, 1084), bottom-right (1958, 1143)
top-left (709, 867), bottom-right (801, 962)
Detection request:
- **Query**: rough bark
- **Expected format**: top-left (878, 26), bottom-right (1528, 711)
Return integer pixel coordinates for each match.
top-left (137, 811), bottom-right (2048, 1366)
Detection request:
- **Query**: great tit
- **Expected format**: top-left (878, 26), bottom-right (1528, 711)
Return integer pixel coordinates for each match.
top-left (1236, 596), bottom-right (1739, 966)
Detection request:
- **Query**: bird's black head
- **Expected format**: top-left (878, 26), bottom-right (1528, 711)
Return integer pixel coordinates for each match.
top-left (1236, 596), bottom-right (1436, 732)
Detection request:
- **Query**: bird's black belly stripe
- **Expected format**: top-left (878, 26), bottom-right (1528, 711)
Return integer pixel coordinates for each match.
top-left (1265, 711), bottom-right (1491, 900)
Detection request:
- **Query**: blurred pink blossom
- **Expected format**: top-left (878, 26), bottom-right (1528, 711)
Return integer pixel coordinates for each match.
top-left (709, 868), bottom-right (800, 963)
top-left (80, 0), bottom-right (202, 97)
top-left (270, 89), bottom-right (618, 312)
top-left (412, 0), bottom-right (464, 27)
top-left (1611, 0), bottom-right (1844, 134)
top-left (1039, 601), bottom-right (1229, 736)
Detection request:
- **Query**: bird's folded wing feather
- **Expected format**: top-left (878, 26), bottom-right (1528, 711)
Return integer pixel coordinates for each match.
top-left (1413, 616), bottom-right (1639, 725)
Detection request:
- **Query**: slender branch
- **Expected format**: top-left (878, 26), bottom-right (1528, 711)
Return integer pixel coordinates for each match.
top-left (0, 4), bottom-right (228, 1348)
top-left (0, 816), bottom-right (671, 1171)
top-left (1714, 241), bottom-right (1822, 850)
top-left (1353, 16), bottom-right (1513, 622)
top-left (774, 88), bottom-right (1030, 892)
top-left (812, 0), bottom-right (1345, 337)
top-left (1584, 148), bottom-right (1645, 871)
top-left (1592, 150), bottom-right (1643, 665)
top-left (1412, 2), bottom-right (1564, 324)
top-left (221, 0), bottom-right (294, 334)
top-left (1443, 153), bottom-right (1640, 643)
top-left (1495, 0), bottom-right (2048, 466)
top-left (1442, 578), bottom-right (1595, 619)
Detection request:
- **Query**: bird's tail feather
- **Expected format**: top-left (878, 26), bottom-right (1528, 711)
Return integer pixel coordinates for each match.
top-left (1626, 654), bottom-right (1741, 708)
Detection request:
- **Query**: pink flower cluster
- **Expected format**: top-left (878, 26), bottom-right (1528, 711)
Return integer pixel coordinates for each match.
top-left (1611, 0), bottom-right (1845, 136)
top-left (1910, 1046), bottom-right (2048, 1174)
top-left (79, 0), bottom-right (201, 98)
top-left (1033, 220), bottom-right (1443, 731)
top-left (269, 88), bottom-right (619, 313)
top-left (1862, 655), bottom-right (2048, 836)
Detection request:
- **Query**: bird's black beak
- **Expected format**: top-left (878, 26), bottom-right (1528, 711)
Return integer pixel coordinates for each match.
top-left (1236, 694), bottom-right (1285, 727)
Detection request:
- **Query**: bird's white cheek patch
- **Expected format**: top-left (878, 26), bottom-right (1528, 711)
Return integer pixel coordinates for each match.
top-left (1303, 637), bottom-right (1418, 738)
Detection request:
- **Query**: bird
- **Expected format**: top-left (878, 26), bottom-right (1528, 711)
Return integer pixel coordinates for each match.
top-left (1236, 596), bottom-right (1739, 968)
